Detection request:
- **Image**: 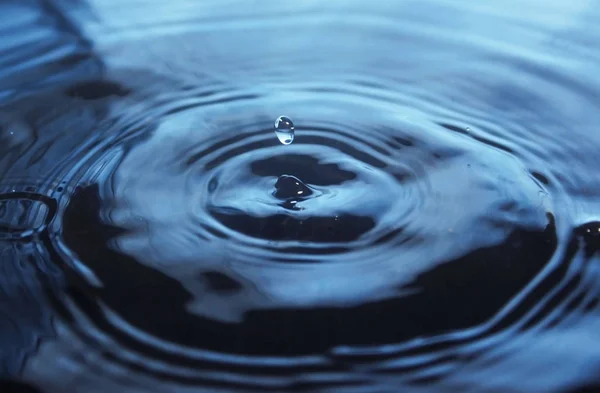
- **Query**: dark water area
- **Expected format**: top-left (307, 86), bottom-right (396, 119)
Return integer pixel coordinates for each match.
top-left (1, 0), bottom-right (600, 392)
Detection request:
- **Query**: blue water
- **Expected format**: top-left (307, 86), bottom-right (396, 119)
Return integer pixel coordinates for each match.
top-left (1, 1), bottom-right (600, 392)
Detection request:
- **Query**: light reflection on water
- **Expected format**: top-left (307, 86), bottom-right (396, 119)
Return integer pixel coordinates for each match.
top-left (1, 1), bottom-right (600, 392)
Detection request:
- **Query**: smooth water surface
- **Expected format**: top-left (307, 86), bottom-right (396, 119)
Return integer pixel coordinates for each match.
top-left (1, 0), bottom-right (600, 392)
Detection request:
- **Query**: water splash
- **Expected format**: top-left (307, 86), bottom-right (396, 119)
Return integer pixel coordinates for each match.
top-left (2, 0), bottom-right (600, 392)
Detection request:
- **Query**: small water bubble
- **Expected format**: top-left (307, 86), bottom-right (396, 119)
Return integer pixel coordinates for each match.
top-left (274, 115), bottom-right (295, 145)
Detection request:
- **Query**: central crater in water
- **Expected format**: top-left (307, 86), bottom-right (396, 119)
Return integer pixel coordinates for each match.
top-left (207, 151), bottom-right (390, 243)
top-left (58, 94), bottom-right (557, 355)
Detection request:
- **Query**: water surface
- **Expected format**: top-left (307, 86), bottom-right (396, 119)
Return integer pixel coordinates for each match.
top-left (1, 1), bottom-right (600, 392)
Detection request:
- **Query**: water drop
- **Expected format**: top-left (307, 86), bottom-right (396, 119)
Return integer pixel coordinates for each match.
top-left (274, 116), bottom-right (295, 145)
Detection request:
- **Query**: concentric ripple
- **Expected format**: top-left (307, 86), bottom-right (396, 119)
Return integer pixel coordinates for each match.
top-left (50, 93), bottom-right (557, 357)
top-left (3, 0), bottom-right (600, 392)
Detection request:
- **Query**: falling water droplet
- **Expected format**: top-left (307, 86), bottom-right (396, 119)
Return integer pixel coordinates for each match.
top-left (274, 116), bottom-right (295, 145)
